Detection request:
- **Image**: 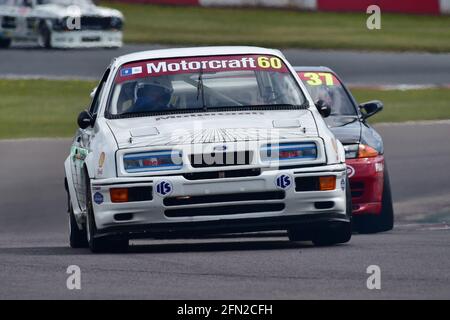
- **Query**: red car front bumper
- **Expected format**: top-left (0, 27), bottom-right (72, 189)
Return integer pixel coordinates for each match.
top-left (347, 155), bottom-right (385, 216)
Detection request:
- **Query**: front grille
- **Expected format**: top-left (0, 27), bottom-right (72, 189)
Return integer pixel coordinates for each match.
top-left (190, 151), bottom-right (252, 168)
top-left (26, 17), bottom-right (36, 29)
top-left (165, 203), bottom-right (285, 218)
top-left (183, 168), bottom-right (260, 180)
top-left (164, 191), bottom-right (285, 206)
top-left (350, 181), bottom-right (364, 198)
top-left (314, 201), bottom-right (335, 209)
top-left (79, 16), bottom-right (119, 30)
top-left (1, 16), bottom-right (16, 29)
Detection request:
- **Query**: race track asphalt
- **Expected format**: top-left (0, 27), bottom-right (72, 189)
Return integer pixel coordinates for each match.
top-left (1, 44), bottom-right (450, 85)
top-left (0, 122), bottom-right (449, 299)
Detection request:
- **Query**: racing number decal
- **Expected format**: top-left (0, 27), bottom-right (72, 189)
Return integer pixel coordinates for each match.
top-left (257, 56), bottom-right (282, 69)
top-left (302, 72), bottom-right (335, 86)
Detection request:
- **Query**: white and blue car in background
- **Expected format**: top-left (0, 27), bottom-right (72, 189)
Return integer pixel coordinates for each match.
top-left (64, 46), bottom-right (352, 252)
top-left (0, 0), bottom-right (123, 48)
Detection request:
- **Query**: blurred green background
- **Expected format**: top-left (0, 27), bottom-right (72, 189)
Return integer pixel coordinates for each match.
top-left (1, 79), bottom-right (449, 139)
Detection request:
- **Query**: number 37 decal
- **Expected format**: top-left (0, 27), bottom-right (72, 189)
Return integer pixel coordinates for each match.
top-left (299, 72), bottom-right (337, 86)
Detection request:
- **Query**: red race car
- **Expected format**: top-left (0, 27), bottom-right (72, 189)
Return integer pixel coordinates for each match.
top-left (294, 67), bottom-right (394, 233)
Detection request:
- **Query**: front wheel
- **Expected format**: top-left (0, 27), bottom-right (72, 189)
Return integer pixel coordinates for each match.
top-left (312, 178), bottom-right (352, 246)
top-left (69, 202), bottom-right (88, 248)
top-left (288, 176), bottom-right (352, 246)
top-left (37, 22), bottom-right (52, 49)
top-left (85, 174), bottom-right (128, 253)
top-left (311, 222), bottom-right (352, 246)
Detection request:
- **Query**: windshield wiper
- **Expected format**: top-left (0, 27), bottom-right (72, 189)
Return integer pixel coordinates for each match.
top-left (215, 102), bottom-right (309, 109)
top-left (196, 68), bottom-right (206, 111)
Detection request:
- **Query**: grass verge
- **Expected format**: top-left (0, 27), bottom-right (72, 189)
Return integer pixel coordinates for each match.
top-left (0, 79), bottom-right (95, 139)
top-left (103, 1), bottom-right (450, 52)
top-left (352, 88), bottom-right (450, 123)
top-left (0, 79), bottom-right (449, 139)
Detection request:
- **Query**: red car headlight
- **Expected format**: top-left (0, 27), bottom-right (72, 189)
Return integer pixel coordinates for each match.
top-left (344, 144), bottom-right (378, 159)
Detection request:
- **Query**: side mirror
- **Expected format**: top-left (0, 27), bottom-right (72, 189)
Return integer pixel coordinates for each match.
top-left (315, 100), bottom-right (331, 118)
top-left (359, 100), bottom-right (383, 119)
top-left (77, 110), bottom-right (94, 129)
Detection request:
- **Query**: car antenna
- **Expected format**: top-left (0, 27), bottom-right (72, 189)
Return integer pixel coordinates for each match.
top-left (196, 67), bottom-right (206, 111)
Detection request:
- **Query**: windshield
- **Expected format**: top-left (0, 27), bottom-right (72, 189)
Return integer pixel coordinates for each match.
top-left (108, 54), bottom-right (307, 117)
top-left (36, 0), bottom-right (93, 5)
top-left (297, 71), bottom-right (357, 116)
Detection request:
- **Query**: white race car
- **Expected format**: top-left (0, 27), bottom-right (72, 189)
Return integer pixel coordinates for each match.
top-left (0, 0), bottom-right (123, 48)
top-left (64, 46), bottom-right (352, 252)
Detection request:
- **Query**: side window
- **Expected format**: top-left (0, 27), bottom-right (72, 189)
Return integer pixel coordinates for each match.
top-left (89, 69), bottom-right (110, 115)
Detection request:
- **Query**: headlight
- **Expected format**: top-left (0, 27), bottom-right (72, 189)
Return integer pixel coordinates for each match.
top-left (344, 144), bottom-right (378, 159)
top-left (123, 150), bottom-right (182, 173)
top-left (110, 17), bottom-right (123, 30)
top-left (260, 142), bottom-right (317, 162)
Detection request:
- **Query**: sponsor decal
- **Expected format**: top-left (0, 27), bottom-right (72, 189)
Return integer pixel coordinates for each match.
top-left (97, 152), bottom-right (106, 175)
top-left (276, 174), bottom-right (292, 190)
top-left (71, 146), bottom-right (88, 162)
top-left (155, 180), bottom-right (173, 196)
top-left (116, 55), bottom-right (288, 83)
top-left (93, 192), bottom-right (104, 205)
top-left (346, 165), bottom-right (355, 178)
top-left (375, 162), bottom-right (384, 173)
top-left (213, 145), bottom-right (227, 152)
top-left (98, 152), bottom-right (106, 168)
top-left (120, 66), bottom-right (143, 77)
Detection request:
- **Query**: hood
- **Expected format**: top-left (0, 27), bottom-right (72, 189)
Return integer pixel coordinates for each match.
top-left (106, 110), bottom-right (319, 149)
top-left (34, 4), bottom-right (123, 19)
top-left (326, 116), bottom-right (361, 145)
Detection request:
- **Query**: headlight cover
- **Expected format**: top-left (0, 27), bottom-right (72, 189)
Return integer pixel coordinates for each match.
top-left (110, 17), bottom-right (123, 30)
top-left (344, 144), bottom-right (378, 159)
top-left (260, 142), bottom-right (317, 162)
top-left (123, 150), bottom-right (182, 173)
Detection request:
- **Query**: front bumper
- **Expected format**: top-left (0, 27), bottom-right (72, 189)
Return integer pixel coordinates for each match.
top-left (90, 164), bottom-right (348, 238)
top-left (51, 30), bottom-right (122, 48)
top-left (347, 156), bottom-right (384, 215)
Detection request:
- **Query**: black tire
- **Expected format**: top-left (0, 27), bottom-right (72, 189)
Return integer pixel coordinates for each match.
top-left (289, 176), bottom-right (352, 246)
top-left (311, 222), bottom-right (352, 246)
top-left (38, 22), bottom-right (52, 49)
top-left (312, 176), bottom-right (352, 246)
top-left (354, 166), bottom-right (394, 234)
top-left (69, 202), bottom-right (88, 248)
top-left (85, 172), bottom-right (128, 253)
top-left (0, 38), bottom-right (12, 49)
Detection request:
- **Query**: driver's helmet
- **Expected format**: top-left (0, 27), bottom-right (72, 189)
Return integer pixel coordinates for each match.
top-left (310, 85), bottom-right (334, 107)
top-left (134, 76), bottom-right (174, 109)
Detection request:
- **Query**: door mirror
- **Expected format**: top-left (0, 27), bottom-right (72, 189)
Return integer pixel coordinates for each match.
top-left (77, 110), bottom-right (94, 129)
top-left (359, 100), bottom-right (383, 119)
top-left (315, 99), bottom-right (331, 118)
